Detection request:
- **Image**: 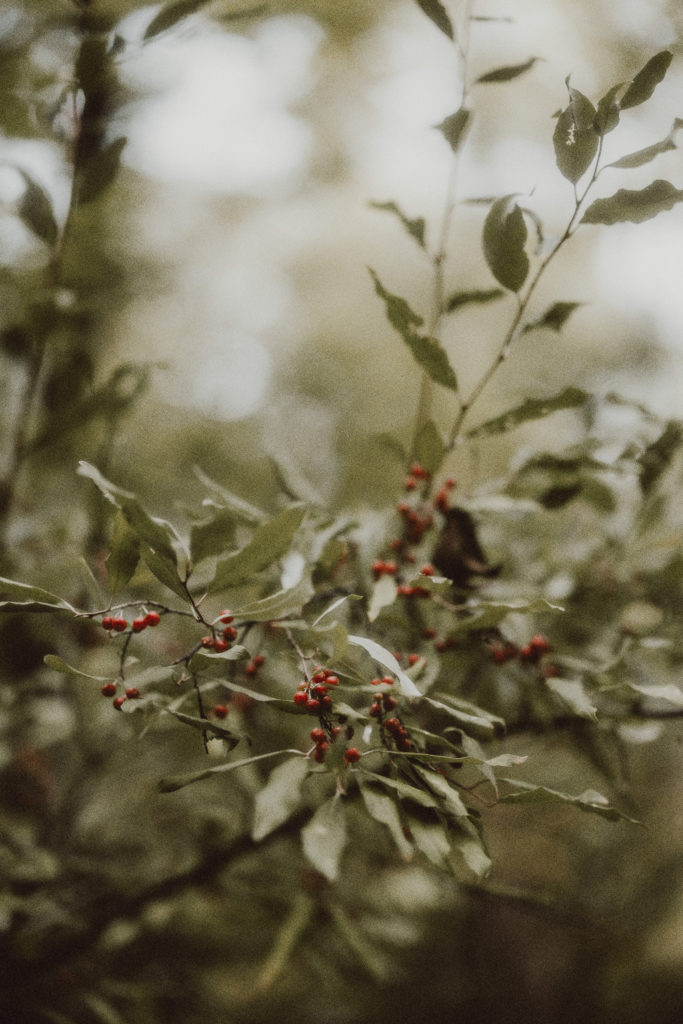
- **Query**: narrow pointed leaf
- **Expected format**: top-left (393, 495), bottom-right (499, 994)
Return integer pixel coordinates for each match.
top-left (482, 196), bottom-right (529, 292)
top-left (370, 201), bottom-right (426, 249)
top-left (369, 270), bottom-right (458, 390)
top-left (158, 749), bottom-right (303, 793)
top-left (414, 0), bottom-right (454, 40)
top-left (637, 420), bottom-right (683, 494)
top-left (434, 107), bottom-right (471, 154)
top-left (581, 180), bottom-right (683, 225)
top-left (544, 677), bottom-right (597, 720)
top-left (466, 387), bottom-right (589, 437)
top-left (405, 814), bottom-right (451, 866)
top-left (523, 302), bottom-right (585, 334)
top-left (348, 634), bottom-right (421, 696)
top-left (607, 119), bottom-right (682, 169)
top-left (106, 510), bottom-right (140, 595)
top-left (232, 576), bottom-right (314, 622)
top-left (499, 779), bottom-right (640, 823)
top-left (144, 0), bottom-right (213, 41)
top-left (594, 82), bottom-right (628, 135)
top-left (194, 467), bottom-right (266, 524)
top-left (301, 797), bottom-right (347, 882)
top-left (161, 706), bottom-right (241, 746)
top-left (17, 170), bottom-right (58, 245)
top-left (209, 505), bottom-right (307, 591)
top-left (190, 507), bottom-right (237, 564)
top-left (368, 574), bottom-right (398, 623)
top-left (253, 756), bottom-right (312, 841)
top-left (44, 654), bottom-right (111, 681)
top-left (475, 57), bottom-right (540, 84)
top-left (360, 771), bottom-right (439, 809)
top-left (413, 418), bottom-right (447, 476)
top-left (0, 577), bottom-right (74, 614)
top-left (360, 783), bottom-right (413, 858)
top-left (444, 287), bottom-right (504, 313)
top-left (452, 833), bottom-right (492, 877)
top-left (413, 764), bottom-right (469, 818)
top-left (620, 51), bottom-right (673, 110)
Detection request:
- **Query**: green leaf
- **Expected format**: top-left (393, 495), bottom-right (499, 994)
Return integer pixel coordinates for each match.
top-left (581, 180), bottom-right (683, 225)
top-left (194, 467), bottom-right (266, 525)
top-left (348, 634), bottom-right (421, 697)
top-left (140, 547), bottom-right (187, 600)
top-left (190, 506), bottom-right (237, 564)
top-left (0, 577), bottom-right (74, 614)
top-left (360, 771), bottom-right (439, 809)
top-left (359, 782), bottom-right (413, 858)
top-left (161, 706), bottom-right (241, 746)
top-left (594, 82), bottom-right (628, 135)
top-left (499, 779), bottom-right (640, 824)
top-left (233, 576), bottom-right (314, 622)
top-left (620, 50), bottom-right (673, 110)
top-left (466, 387), bottom-right (589, 438)
top-left (626, 683), bottom-right (683, 708)
top-left (368, 574), bottom-right (398, 623)
top-left (434, 107), bottom-right (471, 154)
top-left (637, 420), bottom-right (683, 494)
top-left (482, 196), bottom-right (529, 292)
top-left (449, 597), bottom-right (564, 634)
top-left (253, 756), bottom-right (312, 841)
top-left (412, 419), bottom-right (447, 475)
top-left (78, 137), bottom-right (127, 205)
top-left (44, 654), bottom-right (111, 681)
top-left (369, 270), bottom-right (458, 390)
top-left (414, 0), bottom-right (454, 40)
top-left (444, 288), bottom-right (504, 313)
top-left (158, 749), bottom-right (303, 793)
top-left (607, 119), bottom-right (683, 170)
top-left (16, 169), bottom-right (58, 245)
top-left (301, 796), bottom-right (347, 882)
top-left (424, 695), bottom-right (504, 738)
top-left (452, 833), bottom-right (492, 878)
top-left (475, 57), bottom-right (540, 85)
top-left (370, 201), bottom-right (426, 249)
top-left (143, 0), bottom-right (213, 41)
top-left (544, 677), bottom-right (597, 721)
top-left (553, 82), bottom-right (599, 183)
top-left (188, 647), bottom-right (250, 673)
top-left (405, 814), bottom-right (451, 867)
top-left (106, 510), bottom-right (140, 595)
top-left (209, 505), bottom-right (307, 591)
top-left (413, 764), bottom-right (469, 819)
top-left (522, 302), bottom-right (585, 334)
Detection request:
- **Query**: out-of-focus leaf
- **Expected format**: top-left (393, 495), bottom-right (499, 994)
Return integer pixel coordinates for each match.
top-left (637, 420), bottom-right (683, 494)
top-left (16, 169), bottom-right (58, 245)
top-left (348, 634), bottom-right (422, 696)
top-left (107, 510), bottom-right (140, 595)
top-left (413, 419), bottom-right (447, 475)
top-left (143, 0), bottom-right (213, 41)
top-left (626, 683), bottom-right (683, 708)
top-left (370, 201), bottom-right (426, 249)
top-left (360, 771), bottom-right (439, 809)
top-left (188, 647), bottom-right (250, 673)
top-left (414, 0), bottom-right (454, 40)
top-left (544, 677), bottom-right (597, 720)
top-left (523, 302), bottom-right (585, 334)
top-left (466, 387), bottom-right (589, 438)
top-left (424, 694), bottom-right (504, 737)
top-left (499, 779), bottom-right (640, 823)
top-left (0, 577), bottom-right (74, 614)
top-left (482, 196), bottom-right (529, 292)
top-left (360, 782), bottom-right (413, 858)
top-left (553, 81), bottom-right (599, 183)
top-left (620, 50), bottom-right (673, 110)
top-left (190, 507), bottom-right (237, 564)
top-left (78, 137), bottom-right (127, 204)
top-left (44, 654), bottom-right (111, 681)
top-left (582, 180), bottom-right (683, 225)
top-left (368, 574), bottom-right (398, 623)
top-left (413, 764), bottom-right (469, 818)
top-left (194, 467), bottom-right (266, 524)
top-left (452, 833), bottom-right (492, 878)
top-left (444, 287), bottom-right (504, 313)
top-left (209, 505), bottom-right (307, 591)
top-left (369, 269), bottom-right (458, 390)
top-left (158, 749), bottom-right (303, 793)
top-left (301, 796), bottom-right (347, 882)
top-left (451, 597), bottom-right (564, 634)
top-left (475, 57), bottom-right (540, 84)
top-left (434, 107), bottom-right (471, 154)
top-left (607, 119), bottom-right (683, 169)
top-left (405, 813), bottom-right (451, 867)
top-left (233, 576), bottom-right (314, 621)
top-left (253, 756), bottom-right (312, 841)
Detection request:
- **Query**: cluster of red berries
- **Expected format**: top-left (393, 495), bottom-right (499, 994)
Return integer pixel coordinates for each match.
top-left (201, 609), bottom-right (240, 653)
top-left (244, 653), bottom-right (265, 677)
top-left (397, 501), bottom-right (434, 547)
top-left (384, 716), bottom-right (412, 751)
top-left (101, 609), bottom-right (161, 633)
top-left (293, 667), bottom-right (340, 712)
top-left (403, 462), bottom-right (430, 492)
top-left (372, 559), bottom-right (398, 580)
top-left (435, 476), bottom-right (457, 513)
top-left (365, 677), bottom-right (411, 751)
top-left (490, 633), bottom-right (552, 666)
top-left (100, 681), bottom-right (140, 710)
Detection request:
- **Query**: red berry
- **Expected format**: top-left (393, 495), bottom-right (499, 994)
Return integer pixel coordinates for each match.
top-left (404, 476), bottom-right (417, 491)
top-left (410, 462), bottom-right (428, 479)
top-left (382, 694), bottom-right (397, 711)
top-left (344, 747), bottom-right (361, 765)
top-left (244, 662), bottom-right (257, 676)
top-left (312, 684), bottom-right (328, 698)
top-left (132, 616), bottom-right (147, 633)
top-left (408, 653), bottom-right (420, 666)
top-left (253, 654), bottom-right (265, 667)
top-left (219, 610), bottom-right (234, 624)
top-left (369, 702), bottom-right (382, 718)
top-left (419, 564), bottom-right (435, 576)
top-left (144, 610), bottom-right (161, 627)
top-left (331, 726), bottom-right (342, 739)
top-left (530, 634), bottom-right (551, 654)
top-left (313, 743), bottom-right (329, 764)
top-left (213, 704), bottom-right (229, 719)
top-left (310, 727), bottom-right (326, 743)
top-left (312, 669), bottom-right (327, 683)
top-left (381, 676), bottom-right (394, 686)
top-left (384, 561), bottom-right (398, 575)
top-left (222, 625), bottom-right (238, 641)
top-left (111, 617), bottom-right (128, 632)
top-left (369, 677), bottom-right (382, 686)
top-left (384, 717), bottom-right (401, 733)
top-left (293, 692), bottom-right (308, 705)
top-left (112, 696), bottom-right (127, 710)
top-left (306, 698), bottom-right (321, 712)
top-left (201, 636), bottom-right (215, 649)
top-left (213, 639), bottom-right (231, 653)
top-left (125, 687), bottom-right (140, 699)
top-left (423, 627), bottom-right (437, 639)
top-left (323, 674), bottom-right (339, 687)
top-left (101, 615), bottom-right (114, 630)
top-left (101, 682), bottom-right (117, 697)
top-left (321, 695), bottom-right (333, 708)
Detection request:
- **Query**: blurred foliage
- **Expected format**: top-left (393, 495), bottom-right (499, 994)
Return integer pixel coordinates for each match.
top-left (1, 2), bottom-right (682, 1023)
